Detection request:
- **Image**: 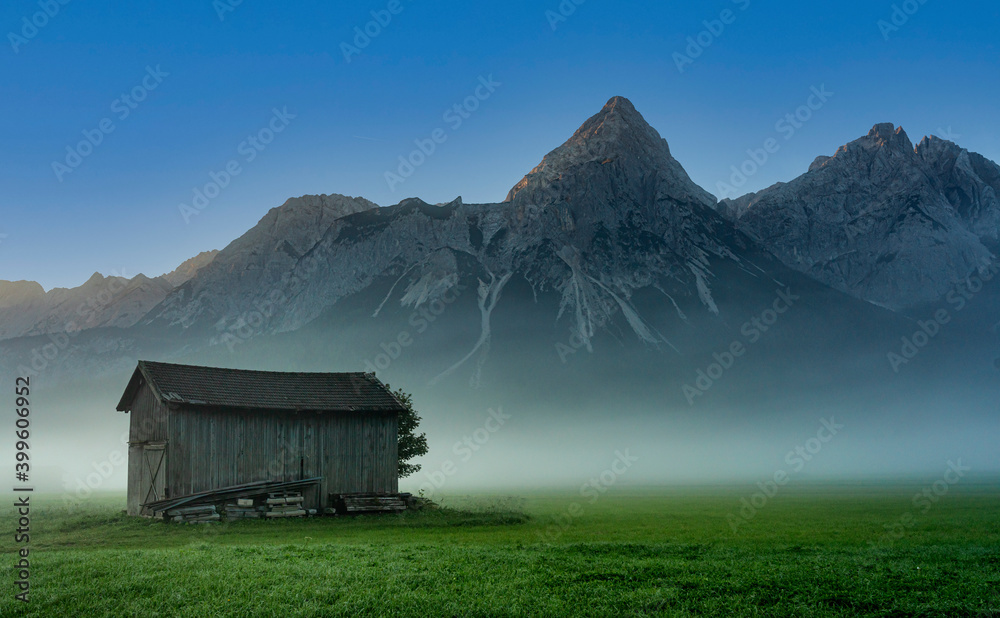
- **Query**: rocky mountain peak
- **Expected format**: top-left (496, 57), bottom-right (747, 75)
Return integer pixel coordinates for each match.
top-left (826, 123), bottom-right (915, 164)
top-left (84, 272), bottom-right (107, 285)
top-left (915, 134), bottom-right (961, 160)
top-left (505, 96), bottom-right (716, 211)
top-left (222, 193), bottom-right (377, 259)
top-left (565, 96), bottom-right (663, 152)
top-left (865, 123), bottom-right (913, 151)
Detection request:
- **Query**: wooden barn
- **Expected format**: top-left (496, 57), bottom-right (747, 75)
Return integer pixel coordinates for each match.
top-left (116, 360), bottom-right (404, 516)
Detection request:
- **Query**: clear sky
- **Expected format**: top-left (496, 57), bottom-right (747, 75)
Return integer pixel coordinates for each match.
top-left (2, 0), bottom-right (998, 290)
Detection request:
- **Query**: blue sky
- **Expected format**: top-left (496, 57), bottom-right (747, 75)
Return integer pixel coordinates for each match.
top-left (2, 0), bottom-right (998, 290)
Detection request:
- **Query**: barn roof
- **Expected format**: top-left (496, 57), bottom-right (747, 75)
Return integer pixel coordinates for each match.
top-left (116, 360), bottom-right (406, 413)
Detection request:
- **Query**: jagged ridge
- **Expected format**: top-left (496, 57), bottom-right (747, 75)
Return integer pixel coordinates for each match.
top-left (717, 123), bottom-right (1000, 310)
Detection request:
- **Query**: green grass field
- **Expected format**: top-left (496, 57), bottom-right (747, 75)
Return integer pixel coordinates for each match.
top-left (2, 482), bottom-right (999, 617)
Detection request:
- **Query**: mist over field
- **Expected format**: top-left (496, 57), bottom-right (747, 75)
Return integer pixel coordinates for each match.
top-left (15, 287), bottom-right (1000, 500)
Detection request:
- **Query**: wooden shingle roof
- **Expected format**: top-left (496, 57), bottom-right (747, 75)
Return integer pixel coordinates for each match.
top-left (116, 360), bottom-right (405, 413)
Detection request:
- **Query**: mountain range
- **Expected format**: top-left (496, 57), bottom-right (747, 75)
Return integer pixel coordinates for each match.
top-left (0, 250), bottom-right (217, 342)
top-left (2, 96), bottom-right (998, 430)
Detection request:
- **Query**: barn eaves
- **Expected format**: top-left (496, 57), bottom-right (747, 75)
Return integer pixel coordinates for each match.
top-left (116, 360), bottom-right (406, 414)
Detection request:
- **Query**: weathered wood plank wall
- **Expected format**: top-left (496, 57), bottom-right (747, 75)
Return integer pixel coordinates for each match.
top-left (161, 408), bottom-right (398, 510)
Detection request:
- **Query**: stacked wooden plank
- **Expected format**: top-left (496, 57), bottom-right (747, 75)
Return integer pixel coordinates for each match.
top-left (143, 477), bottom-right (322, 520)
top-left (330, 493), bottom-right (408, 515)
top-left (225, 498), bottom-right (263, 520)
top-left (165, 504), bottom-right (219, 523)
top-left (264, 492), bottom-right (307, 518)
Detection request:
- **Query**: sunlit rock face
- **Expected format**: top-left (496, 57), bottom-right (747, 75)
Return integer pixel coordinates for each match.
top-left (718, 124), bottom-right (1000, 310)
top-left (162, 250), bottom-right (220, 288)
top-left (0, 249), bottom-right (219, 343)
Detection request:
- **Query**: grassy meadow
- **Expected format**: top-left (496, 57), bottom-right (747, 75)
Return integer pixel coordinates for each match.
top-left (1, 482), bottom-right (999, 617)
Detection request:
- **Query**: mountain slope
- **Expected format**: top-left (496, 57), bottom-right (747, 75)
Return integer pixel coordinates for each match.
top-left (148, 193), bottom-right (378, 329)
top-left (916, 135), bottom-right (1000, 244)
top-left (162, 250), bottom-right (220, 287)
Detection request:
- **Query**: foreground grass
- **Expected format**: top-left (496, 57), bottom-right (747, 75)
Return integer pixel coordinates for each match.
top-left (2, 483), bottom-right (999, 616)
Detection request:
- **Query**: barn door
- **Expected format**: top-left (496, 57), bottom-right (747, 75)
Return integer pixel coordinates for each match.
top-left (141, 443), bottom-right (167, 506)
